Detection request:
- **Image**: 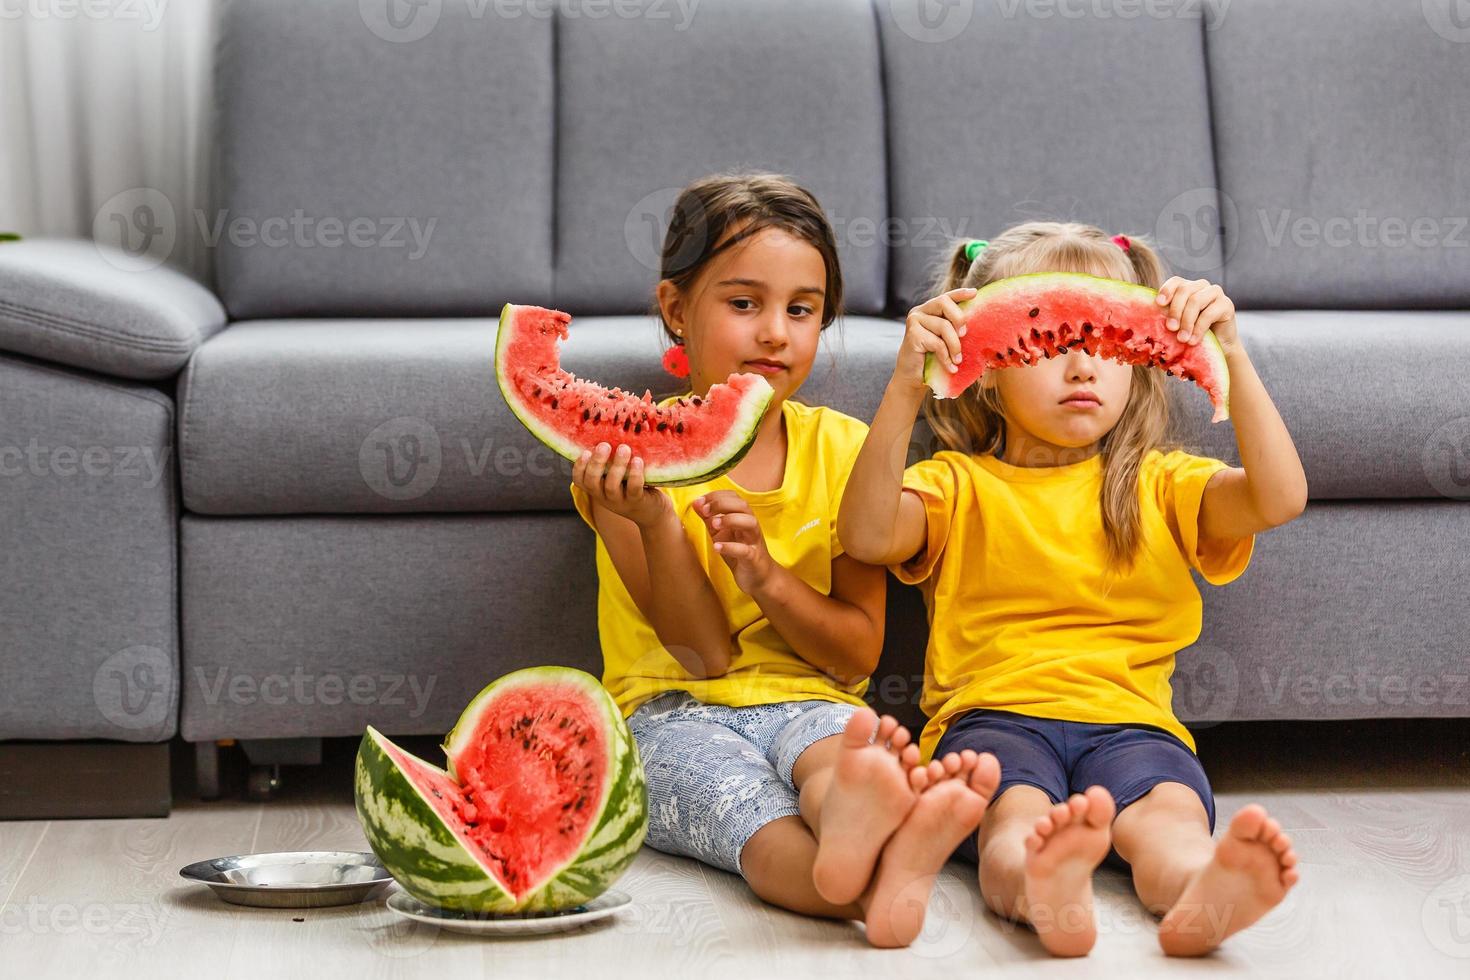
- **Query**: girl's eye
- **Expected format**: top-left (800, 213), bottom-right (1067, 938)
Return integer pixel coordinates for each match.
top-left (730, 298), bottom-right (755, 311)
top-left (789, 305), bottom-right (813, 318)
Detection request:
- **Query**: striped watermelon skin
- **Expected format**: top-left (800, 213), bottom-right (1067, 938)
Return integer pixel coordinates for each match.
top-left (354, 667), bottom-right (648, 913)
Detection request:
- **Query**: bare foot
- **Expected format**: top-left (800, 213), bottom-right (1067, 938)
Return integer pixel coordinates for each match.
top-left (1022, 785), bottom-right (1116, 957)
top-left (862, 749), bottom-right (1000, 948)
top-left (811, 709), bottom-right (923, 905)
top-left (1158, 804), bottom-right (1300, 956)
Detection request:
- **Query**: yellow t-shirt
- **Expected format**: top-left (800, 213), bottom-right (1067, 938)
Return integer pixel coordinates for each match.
top-left (893, 448), bottom-right (1254, 760)
top-left (570, 398), bottom-right (872, 718)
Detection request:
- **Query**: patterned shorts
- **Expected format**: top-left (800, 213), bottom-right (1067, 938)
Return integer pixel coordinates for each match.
top-left (626, 691), bottom-right (859, 878)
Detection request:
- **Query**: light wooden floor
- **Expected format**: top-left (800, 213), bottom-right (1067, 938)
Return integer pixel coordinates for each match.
top-left (3, 721), bottom-right (1468, 979)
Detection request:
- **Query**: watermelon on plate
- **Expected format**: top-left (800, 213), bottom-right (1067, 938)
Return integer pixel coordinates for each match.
top-left (927, 272), bottom-right (1232, 423)
top-left (495, 303), bottom-right (775, 486)
top-left (355, 667), bottom-right (648, 913)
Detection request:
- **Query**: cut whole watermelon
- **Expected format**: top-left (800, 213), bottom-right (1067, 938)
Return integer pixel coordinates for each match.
top-left (495, 303), bottom-right (775, 486)
top-left (926, 273), bottom-right (1231, 423)
top-left (354, 667), bottom-right (647, 913)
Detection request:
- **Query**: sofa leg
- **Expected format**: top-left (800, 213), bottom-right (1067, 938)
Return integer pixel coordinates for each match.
top-left (195, 741), bottom-right (221, 801)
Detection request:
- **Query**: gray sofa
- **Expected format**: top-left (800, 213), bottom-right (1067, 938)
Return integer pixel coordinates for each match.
top-left (3, 0), bottom-right (1467, 815)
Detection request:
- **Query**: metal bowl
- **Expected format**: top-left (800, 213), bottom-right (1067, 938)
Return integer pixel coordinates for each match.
top-left (179, 850), bottom-right (394, 908)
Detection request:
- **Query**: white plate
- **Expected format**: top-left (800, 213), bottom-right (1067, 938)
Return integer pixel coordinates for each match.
top-left (386, 888), bottom-right (631, 935)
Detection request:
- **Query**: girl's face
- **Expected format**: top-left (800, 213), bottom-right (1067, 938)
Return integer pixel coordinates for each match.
top-left (657, 224), bottom-right (827, 403)
top-left (987, 347), bottom-right (1133, 464)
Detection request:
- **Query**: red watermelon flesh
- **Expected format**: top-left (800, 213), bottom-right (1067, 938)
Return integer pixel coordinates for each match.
top-left (379, 685), bottom-right (609, 901)
top-left (926, 273), bottom-right (1231, 423)
top-left (495, 304), bottom-right (774, 486)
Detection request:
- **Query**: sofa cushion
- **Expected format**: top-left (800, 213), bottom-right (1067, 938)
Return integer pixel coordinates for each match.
top-left (178, 316), bottom-right (903, 515)
top-left (1162, 311), bottom-right (1470, 500)
top-left (0, 239), bottom-right (226, 381)
top-left (552, 0), bottom-right (888, 315)
top-left (213, 0), bottom-right (554, 319)
top-left (1207, 0), bottom-right (1470, 307)
top-left (878, 0), bottom-right (1221, 308)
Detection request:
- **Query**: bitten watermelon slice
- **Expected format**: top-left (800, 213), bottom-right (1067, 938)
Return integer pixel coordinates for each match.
top-left (354, 667), bottom-right (648, 914)
top-left (495, 303), bottom-right (775, 486)
top-left (926, 273), bottom-right (1232, 423)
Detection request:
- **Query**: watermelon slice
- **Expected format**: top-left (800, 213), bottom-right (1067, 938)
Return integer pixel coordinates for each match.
top-left (495, 303), bottom-right (775, 486)
top-left (925, 273), bottom-right (1231, 423)
top-left (354, 667), bottom-right (648, 914)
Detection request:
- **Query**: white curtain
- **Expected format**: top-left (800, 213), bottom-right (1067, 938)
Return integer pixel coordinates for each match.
top-left (0, 0), bottom-right (217, 280)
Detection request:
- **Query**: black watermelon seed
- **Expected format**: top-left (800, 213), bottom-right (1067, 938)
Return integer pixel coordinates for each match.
top-left (1029, 308), bottom-right (1040, 317)
top-left (675, 422), bottom-right (684, 433)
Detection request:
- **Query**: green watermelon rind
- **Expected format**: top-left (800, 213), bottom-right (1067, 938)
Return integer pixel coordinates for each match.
top-left (354, 666), bottom-right (648, 914)
top-left (494, 303), bottom-right (775, 486)
top-left (354, 726), bottom-right (517, 913)
top-left (921, 272), bottom-right (1232, 422)
top-left (441, 666), bottom-right (649, 911)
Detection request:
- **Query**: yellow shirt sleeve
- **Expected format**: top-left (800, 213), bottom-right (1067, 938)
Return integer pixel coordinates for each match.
top-left (889, 453), bottom-right (963, 585)
top-left (1153, 450), bottom-right (1255, 586)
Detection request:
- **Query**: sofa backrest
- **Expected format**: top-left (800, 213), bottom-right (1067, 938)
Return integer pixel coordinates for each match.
top-left (211, 0), bottom-right (1470, 319)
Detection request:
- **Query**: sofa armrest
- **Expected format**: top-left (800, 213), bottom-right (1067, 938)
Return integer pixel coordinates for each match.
top-left (0, 238), bottom-right (227, 381)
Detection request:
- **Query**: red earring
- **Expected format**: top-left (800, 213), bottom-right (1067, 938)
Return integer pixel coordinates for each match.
top-left (662, 343), bottom-right (689, 379)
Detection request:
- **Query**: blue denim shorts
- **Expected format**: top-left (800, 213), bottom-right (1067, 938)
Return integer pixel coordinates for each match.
top-left (626, 691), bottom-right (858, 878)
top-left (934, 708), bottom-right (1216, 870)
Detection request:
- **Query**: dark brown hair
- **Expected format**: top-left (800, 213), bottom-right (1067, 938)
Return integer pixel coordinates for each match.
top-left (655, 172), bottom-right (844, 348)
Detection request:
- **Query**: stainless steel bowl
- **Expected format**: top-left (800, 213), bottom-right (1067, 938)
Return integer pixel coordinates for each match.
top-left (179, 850), bottom-right (394, 908)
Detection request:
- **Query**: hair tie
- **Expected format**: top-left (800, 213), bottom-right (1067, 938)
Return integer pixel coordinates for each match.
top-left (963, 239), bottom-right (989, 263)
top-left (1111, 234), bottom-right (1131, 252)
top-left (662, 343), bottom-right (689, 379)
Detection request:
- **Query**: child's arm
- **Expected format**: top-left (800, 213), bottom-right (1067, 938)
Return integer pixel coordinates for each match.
top-left (693, 492), bottom-right (885, 686)
top-left (574, 443), bottom-right (733, 679)
top-left (1158, 278), bottom-right (1309, 538)
top-left (837, 287), bottom-right (977, 565)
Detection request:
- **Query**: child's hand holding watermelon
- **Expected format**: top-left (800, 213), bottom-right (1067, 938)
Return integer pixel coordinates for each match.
top-left (1156, 276), bottom-right (1240, 354)
top-left (573, 441), bottom-right (673, 529)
